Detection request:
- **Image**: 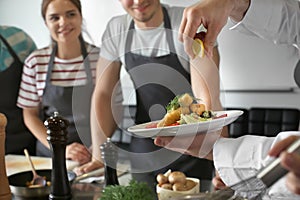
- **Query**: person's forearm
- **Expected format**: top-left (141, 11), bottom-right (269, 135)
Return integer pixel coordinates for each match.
top-left (90, 97), bottom-right (106, 162)
top-left (23, 109), bottom-right (49, 148)
top-left (230, 0), bottom-right (251, 22)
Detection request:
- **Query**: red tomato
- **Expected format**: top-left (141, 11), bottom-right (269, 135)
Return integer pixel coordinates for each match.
top-left (146, 122), bottom-right (158, 128)
top-left (213, 114), bottom-right (228, 119)
top-left (168, 122), bottom-right (180, 126)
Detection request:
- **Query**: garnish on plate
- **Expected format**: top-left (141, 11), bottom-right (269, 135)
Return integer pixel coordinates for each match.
top-left (157, 93), bottom-right (213, 127)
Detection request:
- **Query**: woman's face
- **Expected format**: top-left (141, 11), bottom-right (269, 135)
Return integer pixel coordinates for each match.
top-left (44, 0), bottom-right (82, 44)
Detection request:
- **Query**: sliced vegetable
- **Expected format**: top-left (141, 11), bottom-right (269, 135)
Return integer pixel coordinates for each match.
top-left (213, 114), bottom-right (228, 119)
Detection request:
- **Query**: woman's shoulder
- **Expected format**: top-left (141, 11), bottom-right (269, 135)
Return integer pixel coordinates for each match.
top-left (25, 46), bottom-right (52, 65)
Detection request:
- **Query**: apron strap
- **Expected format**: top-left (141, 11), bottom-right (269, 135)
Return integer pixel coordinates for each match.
top-left (161, 6), bottom-right (176, 54)
top-left (46, 37), bottom-right (92, 85)
top-left (0, 34), bottom-right (22, 64)
top-left (79, 35), bottom-right (93, 84)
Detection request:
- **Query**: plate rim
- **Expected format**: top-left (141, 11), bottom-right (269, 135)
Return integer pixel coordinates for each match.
top-left (127, 110), bottom-right (244, 134)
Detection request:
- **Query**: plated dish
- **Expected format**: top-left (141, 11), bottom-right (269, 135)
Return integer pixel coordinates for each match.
top-left (127, 110), bottom-right (243, 137)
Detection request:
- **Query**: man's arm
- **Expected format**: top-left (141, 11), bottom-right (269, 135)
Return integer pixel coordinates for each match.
top-left (74, 57), bottom-right (122, 174)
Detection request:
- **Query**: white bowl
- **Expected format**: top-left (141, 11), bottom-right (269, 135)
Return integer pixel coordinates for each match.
top-left (156, 178), bottom-right (200, 200)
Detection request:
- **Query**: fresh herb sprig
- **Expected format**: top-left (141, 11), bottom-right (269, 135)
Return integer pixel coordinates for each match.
top-left (166, 95), bottom-right (180, 112)
top-left (100, 180), bottom-right (156, 200)
top-left (166, 94), bottom-right (202, 112)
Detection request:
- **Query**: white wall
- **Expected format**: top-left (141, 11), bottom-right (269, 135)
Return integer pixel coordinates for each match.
top-left (1, 0), bottom-right (299, 109)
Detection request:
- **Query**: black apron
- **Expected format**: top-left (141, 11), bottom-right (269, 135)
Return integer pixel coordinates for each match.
top-left (36, 38), bottom-right (93, 157)
top-left (0, 34), bottom-right (36, 155)
top-left (124, 7), bottom-right (213, 187)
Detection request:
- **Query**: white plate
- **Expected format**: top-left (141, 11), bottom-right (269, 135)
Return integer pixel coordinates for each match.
top-left (127, 110), bottom-right (243, 137)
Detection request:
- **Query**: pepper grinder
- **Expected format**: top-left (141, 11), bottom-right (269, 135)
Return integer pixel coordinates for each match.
top-left (100, 138), bottom-right (119, 187)
top-left (0, 113), bottom-right (11, 200)
top-left (45, 112), bottom-right (72, 200)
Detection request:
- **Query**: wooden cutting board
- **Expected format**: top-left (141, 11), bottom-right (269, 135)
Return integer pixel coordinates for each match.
top-left (5, 154), bottom-right (79, 176)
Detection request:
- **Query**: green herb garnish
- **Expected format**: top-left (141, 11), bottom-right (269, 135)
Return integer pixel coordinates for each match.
top-left (166, 95), bottom-right (180, 112)
top-left (100, 180), bottom-right (156, 200)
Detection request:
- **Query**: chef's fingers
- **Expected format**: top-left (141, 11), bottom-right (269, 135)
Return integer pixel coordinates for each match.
top-left (286, 172), bottom-right (300, 195)
top-left (268, 136), bottom-right (300, 157)
top-left (178, 13), bottom-right (187, 43)
top-left (281, 152), bottom-right (300, 177)
top-left (180, 8), bottom-right (202, 59)
top-left (154, 135), bottom-right (203, 157)
top-left (212, 175), bottom-right (227, 190)
top-left (282, 152), bottom-right (300, 194)
top-left (204, 23), bottom-right (221, 58)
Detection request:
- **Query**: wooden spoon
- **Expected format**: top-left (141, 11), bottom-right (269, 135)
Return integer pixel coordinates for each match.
top-left (23, 149), bottom-right (47, 187)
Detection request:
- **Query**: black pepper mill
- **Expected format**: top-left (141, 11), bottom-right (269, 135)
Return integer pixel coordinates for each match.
top-left (45, 112), bottom-right (72, 200)
top-left (100, 138), bottom-right (119, 187)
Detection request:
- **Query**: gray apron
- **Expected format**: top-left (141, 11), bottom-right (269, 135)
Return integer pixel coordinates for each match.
top-left (36, 38), bottom-right (93, 157)
top-left (0, 34), bottom-right (36, 155)
top-left (124, 7), bottom-right (213, 189)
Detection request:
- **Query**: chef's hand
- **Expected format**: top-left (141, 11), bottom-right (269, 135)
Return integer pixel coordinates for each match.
top-left (212, 170), bottom-right (227, 190)
top-left (178, 0), bottom-right (250, 59)
top-left (268, 135), bottom-right (300, 195)
top-left (66, 142), bottom-right (91, 165)
top-left (154, 130), bottom-right (223, 160)
top-left (73, 160), bottom-right (104, 176)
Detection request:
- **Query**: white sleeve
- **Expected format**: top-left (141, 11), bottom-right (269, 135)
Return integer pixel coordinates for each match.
top-left (230, 0), bottom-right (300, 48)
top-left (17, 54), bottom-right (40, 108)
top-left (100, 16), bottom-right (129, 63)
top-left (213, 131), bottom-right (300, 198)
top-left (213, 135), bottom-right (275, 185)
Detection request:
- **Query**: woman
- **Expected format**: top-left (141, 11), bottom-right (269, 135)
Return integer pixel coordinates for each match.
top-left (17, 0), bottom-right (100, 165)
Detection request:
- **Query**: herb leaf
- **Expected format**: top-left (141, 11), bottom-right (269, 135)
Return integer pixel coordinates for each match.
top-left (166, 95), bottom-right (180, 112)
top-left (100, 180), bottom-right (156, 200)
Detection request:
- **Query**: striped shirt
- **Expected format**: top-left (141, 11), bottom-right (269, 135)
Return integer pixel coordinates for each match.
top-left (17, 43), bottom-right (100, 108)
top-left (0, 26), bottom-right (37, 71)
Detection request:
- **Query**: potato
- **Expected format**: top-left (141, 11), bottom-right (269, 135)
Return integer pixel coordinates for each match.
top-left (172, 182), bottom-right (187, 191)
top-left (168, 171), bottom-right (186, 184)
top-left (185, 179), bottom-right (196, 190)
top-left (190, 103), bottom-right (206, 115)
top-left (156, 174), bottom-right (168, 185)
top-left (160, 183), bottom-right (173, 190)
top-left (178, 93), bottom-right (193, 107)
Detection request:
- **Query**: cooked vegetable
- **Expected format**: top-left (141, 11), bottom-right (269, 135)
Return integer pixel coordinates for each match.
top-left (153, 93), bottom-right (219, 128)
top-left (100, 179), bottom-right (155, 200)
top-left (178, 93), bottom-right (194, 107)
top-left (190, 103), bottom-right (206, 115)
top-left (157, 108), bottom-right (181, 127)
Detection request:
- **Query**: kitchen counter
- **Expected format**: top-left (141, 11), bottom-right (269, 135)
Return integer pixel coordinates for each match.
top-left (5, 154), bottom-right (131, 200)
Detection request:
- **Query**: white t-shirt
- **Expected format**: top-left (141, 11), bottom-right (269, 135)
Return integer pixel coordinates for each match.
top-left (214, 131), bottom-right (300, 199)
top-left (100, 4), bottom-right (215, 72)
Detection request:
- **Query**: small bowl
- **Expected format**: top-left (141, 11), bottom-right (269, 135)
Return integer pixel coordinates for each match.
top-left (8, 169), bottom-right (76, 198)
top-left (156, 178), bottom-right (200, 200)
